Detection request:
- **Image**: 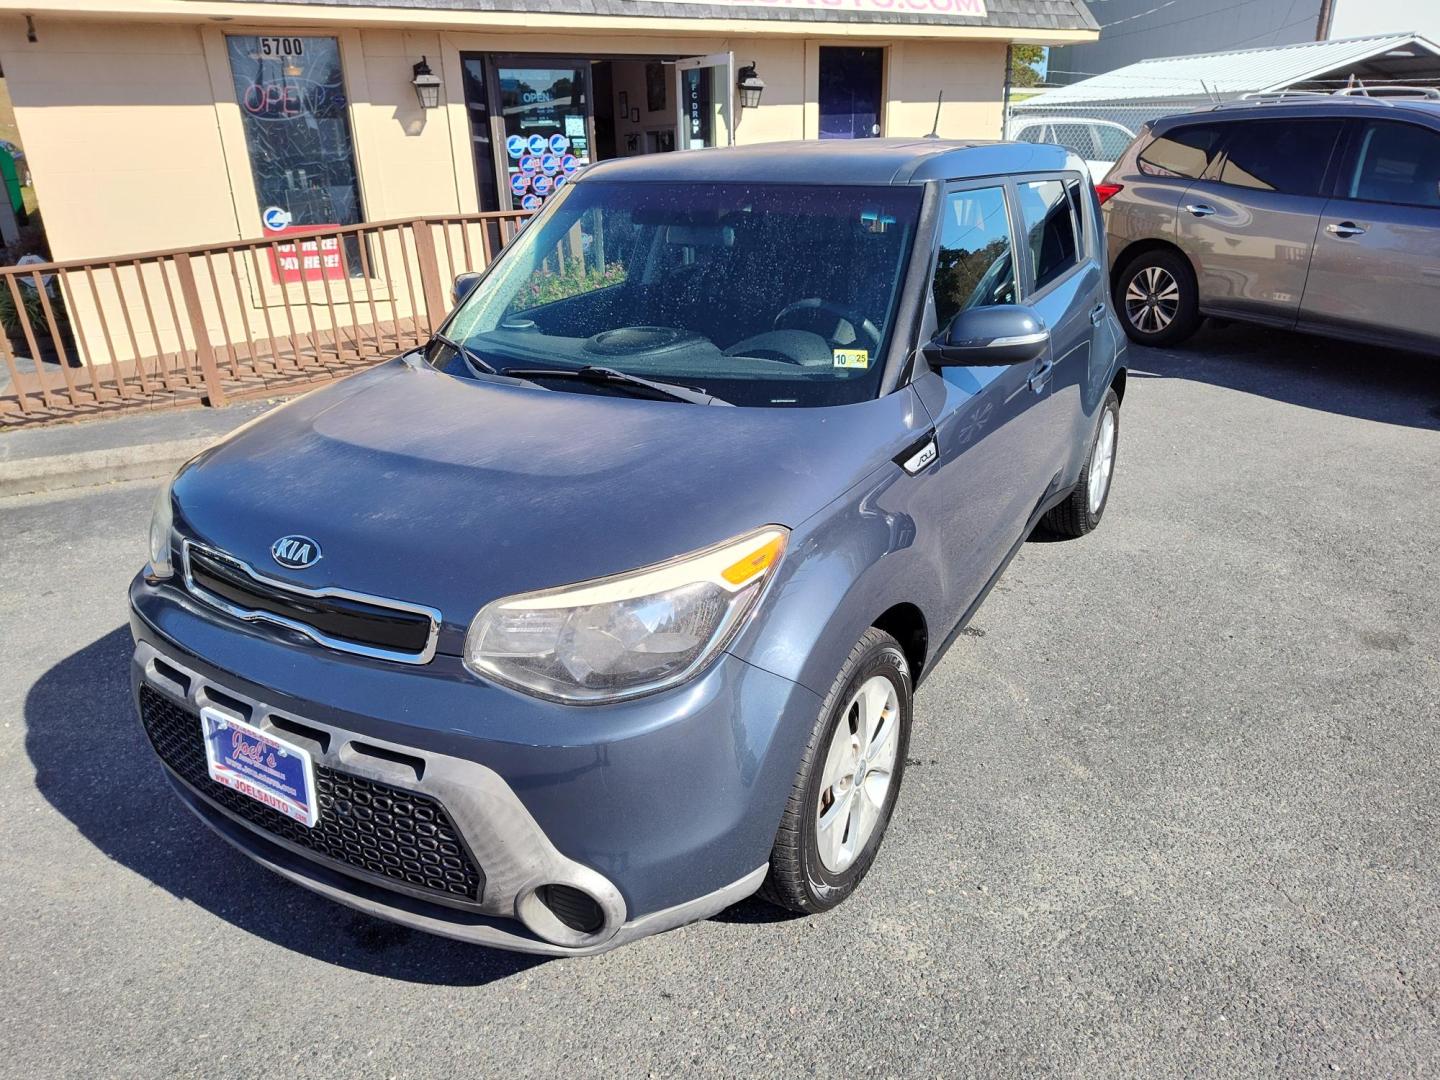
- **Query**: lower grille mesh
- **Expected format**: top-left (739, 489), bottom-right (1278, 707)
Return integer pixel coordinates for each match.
top-left (138, 686), bottom-right (483, 904)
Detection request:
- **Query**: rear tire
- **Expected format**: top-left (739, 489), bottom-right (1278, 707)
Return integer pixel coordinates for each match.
top-left (1114, 248), bottom-right (1201, 346)
top-left (760, 628), bottom-right (912, 914)
top-left (1040, 387), bottom-right (1120, 539)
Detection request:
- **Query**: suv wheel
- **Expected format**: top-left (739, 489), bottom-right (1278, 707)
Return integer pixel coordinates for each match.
top-left (1114, 248), bottom-right (1201, 346)
top-left (760, 628), bottom-right (912, 914)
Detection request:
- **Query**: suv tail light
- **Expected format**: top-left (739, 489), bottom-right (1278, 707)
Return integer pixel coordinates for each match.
top-left (1095, 182), bottom-right (1124, 205)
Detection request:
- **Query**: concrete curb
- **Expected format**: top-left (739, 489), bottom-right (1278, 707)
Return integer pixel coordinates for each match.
top-left (0, 436), bottom-right (216, 499)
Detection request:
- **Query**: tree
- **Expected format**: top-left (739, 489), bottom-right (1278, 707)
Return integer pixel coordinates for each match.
top-left (1009, 45), bottom-right (1045, 89)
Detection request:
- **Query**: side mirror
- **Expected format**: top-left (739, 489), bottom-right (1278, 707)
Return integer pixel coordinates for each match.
top-left (924, 305), bottom-right (1049, 368)
top-left (453, 272), bottom-right (482, 307)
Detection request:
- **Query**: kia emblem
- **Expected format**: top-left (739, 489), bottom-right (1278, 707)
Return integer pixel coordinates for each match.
top-left (271, 535), bottom-right (322, 570)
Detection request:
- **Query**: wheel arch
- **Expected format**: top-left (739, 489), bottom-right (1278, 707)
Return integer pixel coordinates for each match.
top-left (1110, 237), bottom-right (1196, 293)
top-left (871, 602), bottom-right (929, 683)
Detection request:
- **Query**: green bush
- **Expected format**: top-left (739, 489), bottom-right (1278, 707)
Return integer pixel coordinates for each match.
top-left (515, 260), bottom-right (627, 308)
top-left (0, 278), bottom-right (50, 336)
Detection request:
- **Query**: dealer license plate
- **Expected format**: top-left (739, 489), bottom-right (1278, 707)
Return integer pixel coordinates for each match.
top-left (199, 707), bottom-right (318, 828)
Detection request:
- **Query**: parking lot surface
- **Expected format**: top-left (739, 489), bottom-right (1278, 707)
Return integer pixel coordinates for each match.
top-left (2, 324), bottom-right (1438, 1077)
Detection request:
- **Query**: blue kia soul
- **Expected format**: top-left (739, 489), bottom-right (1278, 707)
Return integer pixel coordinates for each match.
top-left (132, 140), bottom-right (1126, 955)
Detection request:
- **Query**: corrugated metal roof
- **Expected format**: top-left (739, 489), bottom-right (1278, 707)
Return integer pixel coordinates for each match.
top-left (1019, 33), bottom-right (1440, 105)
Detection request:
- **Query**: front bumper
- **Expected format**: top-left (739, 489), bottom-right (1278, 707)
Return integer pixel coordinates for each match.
top-left (130, 574), bottom-right (820, 955)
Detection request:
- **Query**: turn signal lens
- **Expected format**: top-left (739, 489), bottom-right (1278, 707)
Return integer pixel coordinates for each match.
top-left (1095, 182), bottom-right (1124, 206)
top-left (465, 526), bottom-right (789, 703)
top-left (721, 534), bottom-right (785, 586)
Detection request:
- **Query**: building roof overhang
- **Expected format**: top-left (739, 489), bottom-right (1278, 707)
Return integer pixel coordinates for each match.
top-left (0, 0), bottom-right (1100, 43)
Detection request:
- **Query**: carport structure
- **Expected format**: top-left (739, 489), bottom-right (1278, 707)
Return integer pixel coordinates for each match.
top-left (1011, 32), bottom-right (1440, 134)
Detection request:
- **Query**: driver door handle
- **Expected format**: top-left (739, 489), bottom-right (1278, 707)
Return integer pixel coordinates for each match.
top-left (1326, 221), bottom-right (1367, 238)
top-left (1028, 358), bottom-right (1054, 393)
top-left (1185, 203), bottom-right (1217, 218)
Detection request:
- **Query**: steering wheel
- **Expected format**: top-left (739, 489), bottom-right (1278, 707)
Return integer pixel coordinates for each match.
top-left (773, 298), bottom-right (882, 354)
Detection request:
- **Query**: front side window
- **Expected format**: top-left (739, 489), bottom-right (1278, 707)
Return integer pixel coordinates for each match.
top-left (1138, 124), bottom-right (1222, 180)
top-left (930, 186), bottom-right (1016, 330)
top-left (1346, 121), bottom-right (1440, 208)
top-left (1217, 119), bottom-right (1342, 196)
top-left (1017, 179), bottom-right (1081, 291)
top-left (1049, 123), bottom-right (1099, 160)
top-left (444, 181), bottom-right (923, 407)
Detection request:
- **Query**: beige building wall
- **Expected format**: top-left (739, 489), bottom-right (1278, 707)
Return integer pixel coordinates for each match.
top-left (0, 18), bottom-right (238, 260)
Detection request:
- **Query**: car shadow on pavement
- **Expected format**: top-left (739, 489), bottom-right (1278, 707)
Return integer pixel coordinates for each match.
top-left (1128, 322), bottom-right (1440, 431)
top-left (24, 626), bottom-right (548, 986)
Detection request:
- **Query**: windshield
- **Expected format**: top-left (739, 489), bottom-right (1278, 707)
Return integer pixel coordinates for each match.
top-left (440, 180), bottom-right (923, 407)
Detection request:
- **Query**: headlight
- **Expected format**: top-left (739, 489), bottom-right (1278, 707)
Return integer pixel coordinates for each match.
top-left (148, 479), bottom-right (174, 578)
top-left (464, 526), bottom-right (788, 704)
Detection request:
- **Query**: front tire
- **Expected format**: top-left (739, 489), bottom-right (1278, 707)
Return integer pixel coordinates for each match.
top-left (760, 628), bottom-right (912, 914)
top-left (1114, 248), bottom-right (1201, 346)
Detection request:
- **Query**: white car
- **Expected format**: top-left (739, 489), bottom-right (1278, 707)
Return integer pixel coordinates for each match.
top-left (1007, 116), bottom-right (1135, 178)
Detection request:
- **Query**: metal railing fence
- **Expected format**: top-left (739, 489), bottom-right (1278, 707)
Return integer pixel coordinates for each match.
top-left (0, 211), bottom-right (529, 428)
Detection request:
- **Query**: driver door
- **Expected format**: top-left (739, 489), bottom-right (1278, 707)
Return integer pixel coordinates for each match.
top-left (908, 180), bottom-right (1065, 627)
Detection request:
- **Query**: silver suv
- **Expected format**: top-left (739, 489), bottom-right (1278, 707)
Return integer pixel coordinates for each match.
top-left (1101, 92), bottom-right (1440, 352)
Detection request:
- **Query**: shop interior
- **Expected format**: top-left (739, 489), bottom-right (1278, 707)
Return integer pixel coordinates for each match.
top-left (462, 54), bottom-right (729, 213)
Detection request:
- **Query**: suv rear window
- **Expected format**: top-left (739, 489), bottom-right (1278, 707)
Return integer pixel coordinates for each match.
top-left (1137, 125), bottom-right (1222, 179)
top-left (1216, 119), bottom-right (1342, 196)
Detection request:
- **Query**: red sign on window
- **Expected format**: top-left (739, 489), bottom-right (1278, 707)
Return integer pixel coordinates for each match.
top-left (264, 225), bottom-right (345, 283)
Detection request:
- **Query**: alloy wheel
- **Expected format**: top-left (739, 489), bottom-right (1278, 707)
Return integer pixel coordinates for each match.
top-left (1088, 408), bottom-right (1117, 514)
top-left (1124, 265), bottom-right (1180, 334)
top-left (816, 674), bottom-right (900, 873)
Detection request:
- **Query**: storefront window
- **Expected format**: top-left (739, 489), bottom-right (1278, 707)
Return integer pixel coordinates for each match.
top-left (819, 47), bottom-right (884, 140)
top-left (497, 64), bottom-right (591, 213)
top-left (226, 35), bottom-right (364, 236)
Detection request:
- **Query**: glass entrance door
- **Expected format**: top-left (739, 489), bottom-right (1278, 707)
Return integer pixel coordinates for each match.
top-left (674, 53), bottom-right (734, 151)
top-left (488, 59), bottom-right (593, 213)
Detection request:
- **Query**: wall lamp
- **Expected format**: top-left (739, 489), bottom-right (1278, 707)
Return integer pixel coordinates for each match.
top-left (737, 61), bottom-right (765, 109)
top-left (412, 56), bottom-right (442, 109)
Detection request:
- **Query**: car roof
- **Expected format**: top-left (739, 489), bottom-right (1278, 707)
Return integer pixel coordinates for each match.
top-left (577, 138), bottom-right (1084, 186)
top-left (1154, 97), bottom-right (1440, 131)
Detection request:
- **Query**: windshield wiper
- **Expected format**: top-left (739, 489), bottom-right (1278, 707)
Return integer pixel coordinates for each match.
top-left (430, 331), bottom-right (498, 376)
top-left (499, 365), bottom-right (731, 406)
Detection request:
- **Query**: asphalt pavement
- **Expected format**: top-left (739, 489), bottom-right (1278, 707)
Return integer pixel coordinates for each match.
top-left (1, 323), bottom-right (1437, 1077)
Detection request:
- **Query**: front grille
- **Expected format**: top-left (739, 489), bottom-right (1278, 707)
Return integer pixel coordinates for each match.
top-left (139, 686), bottom-right (483, 904)
top-left (184, 544), bottom-right (436, 662)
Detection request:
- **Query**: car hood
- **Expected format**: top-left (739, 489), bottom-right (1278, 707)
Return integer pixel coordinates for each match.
top-left (173, 359), bottom-right (925, 644)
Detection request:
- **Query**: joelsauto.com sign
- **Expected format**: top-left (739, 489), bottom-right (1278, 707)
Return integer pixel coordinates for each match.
top-left (630, 0), bottom-right (988, 12)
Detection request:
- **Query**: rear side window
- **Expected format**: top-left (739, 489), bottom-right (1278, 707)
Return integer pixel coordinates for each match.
top-left (1015, 124), bottom-right (1047, 144)
top-left (931, 186), bottom-right (1016, 329)
top-left (1095, 125), bottom-right (1134, 160)
top-left (1065, 179), bottom-right (1089, 255)
top-left (1216, 119), bottom-right (1342, 196)
top-left (1137, 125), bottom-right (1222, 179)
top-left (1346, 121), bottom-right (1440, 207)
top-left (1018, 179), bottom-right (1080, 291)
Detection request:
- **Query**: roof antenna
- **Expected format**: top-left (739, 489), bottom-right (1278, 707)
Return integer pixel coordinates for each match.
top-left (925, 90), bottom-right (944, 139)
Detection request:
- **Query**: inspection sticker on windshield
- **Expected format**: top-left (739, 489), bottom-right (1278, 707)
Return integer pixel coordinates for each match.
top-left (833, 348), bottom-right (870, 370)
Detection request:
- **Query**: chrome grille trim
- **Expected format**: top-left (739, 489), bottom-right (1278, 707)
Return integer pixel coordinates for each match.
top-left (181, 539), bottom-right (442, 665)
